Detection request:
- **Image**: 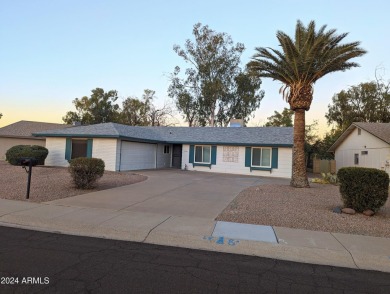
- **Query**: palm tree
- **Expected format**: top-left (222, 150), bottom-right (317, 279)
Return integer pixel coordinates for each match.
top-left (248, 20), bottom-right (366, 188)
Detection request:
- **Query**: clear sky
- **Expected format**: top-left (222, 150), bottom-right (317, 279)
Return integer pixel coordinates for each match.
top-left (1, 0), bottom-right (389, 136)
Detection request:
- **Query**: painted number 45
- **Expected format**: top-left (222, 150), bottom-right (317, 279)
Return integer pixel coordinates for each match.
top-left (203, 236), bottom-right (239, 246)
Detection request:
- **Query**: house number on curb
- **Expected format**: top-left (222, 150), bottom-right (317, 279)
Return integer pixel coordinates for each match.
top-left (203, 236), bottom-right (240, 246)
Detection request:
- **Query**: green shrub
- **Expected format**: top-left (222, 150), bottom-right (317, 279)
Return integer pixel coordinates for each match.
top-left (337, 167), bottom-right (389, 213)
top-left (6, 145), bottom-right (48, 165)
top-left (68, 157), bottom-right (105, 189)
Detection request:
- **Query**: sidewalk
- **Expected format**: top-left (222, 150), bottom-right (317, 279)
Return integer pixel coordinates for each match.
top-left (0, 198), bottom-right (389, 273)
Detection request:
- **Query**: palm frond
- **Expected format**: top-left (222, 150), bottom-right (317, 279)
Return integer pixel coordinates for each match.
top-left (248, 19), bottom-right (366, 105)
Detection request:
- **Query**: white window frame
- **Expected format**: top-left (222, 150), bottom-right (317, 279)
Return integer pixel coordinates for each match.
top-left (194, 145), bottom-right (211, 164)
top-left (163, 145), bottom-right (170, 154)
top-left (251, 147), bottom-right (272, 168)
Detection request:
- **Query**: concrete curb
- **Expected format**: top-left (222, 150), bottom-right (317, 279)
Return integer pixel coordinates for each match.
top-left (0, 211), bottom-right (389, 273)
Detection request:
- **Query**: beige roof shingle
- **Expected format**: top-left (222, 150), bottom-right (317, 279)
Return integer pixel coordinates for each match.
top-left (328, 122), bottom-right (390, 152)
top-left (353, 122), bottom-right (390, 144)
top-left (0, 121), bottom-right (71, 139)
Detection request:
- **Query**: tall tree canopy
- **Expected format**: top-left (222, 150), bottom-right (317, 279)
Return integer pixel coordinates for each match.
top-left (248, 20), bottom-right (366, 187)
top-left (168, 23), bottom-right (264, 127)
top-left (326, 81), bottom-right (390, 130)
top-left (120, 96), bottom-right (149, 126)
top-left (63, 88), bottom-right (174, 126)
top-left (264, 107), bottom-right (294, 127)
top-left (120, 89), bottom-right (174, 127)
top-left (63, 88), bottom-right (120, 125)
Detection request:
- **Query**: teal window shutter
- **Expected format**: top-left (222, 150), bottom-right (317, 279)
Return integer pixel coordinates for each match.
top-left (245, 147), bottom-right (251, 167)
top-left (87, 139), bottom-right (93, 158)
top-left (189, 145), bottom-right (194, 163)
top-left (271, 148), bottom-right (278, 168)
top-left (65, 138), bottom-right (72, 160)
top-left (211, 146), bottom-right (217, 165)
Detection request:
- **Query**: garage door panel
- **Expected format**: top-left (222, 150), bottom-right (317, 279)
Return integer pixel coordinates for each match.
top-left (120, 141), bottom-right (156, 170)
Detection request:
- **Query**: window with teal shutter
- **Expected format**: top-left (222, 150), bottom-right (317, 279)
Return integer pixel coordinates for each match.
top-left (65, 138), bottom-right (72, 160)
top-left (189, 145), bottom-right (194, 163)
top-left (246, 147), bottom-right (276, 172)
top-left (271, 148), bottom-right (278, 168)
top-left (245, 147), bottom-right (251, 167)
top-left (87, 139), bottom-right (93, 158)
top-left (211, 146), bottom-right (217, 165)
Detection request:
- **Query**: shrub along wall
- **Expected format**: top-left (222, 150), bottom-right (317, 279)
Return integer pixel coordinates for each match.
top-left (337, 167), bottom-right (389, 213)
top-left (6, 145), bottom-right (49, 165)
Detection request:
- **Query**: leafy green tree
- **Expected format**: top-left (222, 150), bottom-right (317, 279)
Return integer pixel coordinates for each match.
top-left (0, 113), bottom-right (2, 119)
top-left (168, 66), bottom-right (200, 127)
top-left (248, 20), bottom-right (366, 187)
top-left (63, 88), bottom-right (120, 124)
top-left (311, 128), bottom-right (343, 160)
top-left (120, 96), bottom-right (149, 126)
top-left (216, 72), bottom-right (264, 127)
top-left (169, 23), bottom-right (264, 127)
top-left (120, 89), bottom-right (174, 127)
top-left (326, 81), bottom-right (390, 130)
top-left (265, 108), bottom-right (294, 127)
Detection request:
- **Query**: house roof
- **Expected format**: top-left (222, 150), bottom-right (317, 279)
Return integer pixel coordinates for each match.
top-left (0, 121), bottom-right (71, 139)
top-left (34, 122), bottom-right (294, 147)
top-left (328, 122), bottom-right (390, 152)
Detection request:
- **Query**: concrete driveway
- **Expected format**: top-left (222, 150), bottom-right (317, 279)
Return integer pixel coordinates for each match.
top-left (48, 170), bottom-right (289, 219)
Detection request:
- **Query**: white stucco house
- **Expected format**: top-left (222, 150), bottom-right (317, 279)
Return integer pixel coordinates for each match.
top-left (328, 122), bottom-right (390, 176)
top-left (34, 123), bottom-right (294, 178)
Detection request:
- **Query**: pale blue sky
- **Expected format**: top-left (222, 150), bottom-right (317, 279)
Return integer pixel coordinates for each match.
top-left (1, 0), bottom-right (389, 135)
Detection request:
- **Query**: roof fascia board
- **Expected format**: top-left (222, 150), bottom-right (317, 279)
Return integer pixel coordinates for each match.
top-left (33, 133), bottom-right (120, 139)
top-left (0, 135), bottom-right (45, 140)
top-left (33, 134), bottom-right (293, 146)
top-left (165, 142), bottom-right (293, 147)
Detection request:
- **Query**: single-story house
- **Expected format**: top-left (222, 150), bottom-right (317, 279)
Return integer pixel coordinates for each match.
top-left (0, 120), bottom-right (70, 160)
top-left (34, 122), bottom-right (294, 178)
top-left (328, 122), bottom-right (390, 176)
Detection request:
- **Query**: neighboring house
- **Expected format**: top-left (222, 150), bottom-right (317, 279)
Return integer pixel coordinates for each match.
top-left (34, 122), bottom-right (293, 178)
top-left (328, 122), bottom-right (390, 176)
top-left (0, 121), bottom-right (70, 160)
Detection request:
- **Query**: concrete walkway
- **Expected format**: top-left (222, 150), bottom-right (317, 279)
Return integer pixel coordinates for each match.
top-left (1, 197), bottom-right (390, 273)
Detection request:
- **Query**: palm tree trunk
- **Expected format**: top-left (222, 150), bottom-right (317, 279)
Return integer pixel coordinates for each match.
top-left (290, 109), bottom-right (310, 188)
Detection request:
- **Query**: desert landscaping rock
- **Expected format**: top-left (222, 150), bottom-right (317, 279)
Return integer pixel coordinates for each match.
top-left (217, 183), bottom-right (390, 238)
top-left (0, 161), bottom-right (147, 202)
top-left (341, 208), bottom-right (356, 215)
top-left (363, 209), bottom-right (375, 216)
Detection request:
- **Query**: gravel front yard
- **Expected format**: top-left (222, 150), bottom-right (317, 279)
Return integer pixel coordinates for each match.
top-left (0, 161), bottom-right (147, 203)
top-left (216, 183), bottom-right (390, 238)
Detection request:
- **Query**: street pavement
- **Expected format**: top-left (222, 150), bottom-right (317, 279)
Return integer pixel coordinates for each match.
top-left (1, 226), bottom-right (389, 294)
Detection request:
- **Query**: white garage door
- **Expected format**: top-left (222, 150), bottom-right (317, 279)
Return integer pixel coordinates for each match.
top-left (120, 141), bottom-right (157, 171)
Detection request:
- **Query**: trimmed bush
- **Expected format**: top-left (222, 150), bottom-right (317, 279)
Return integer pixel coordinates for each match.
top-left (68, 157), bottom-right (105, 189)
top-left (337, 167), bottom-right (389, 213)
top-left (6, 145), bottom-right (48, 165)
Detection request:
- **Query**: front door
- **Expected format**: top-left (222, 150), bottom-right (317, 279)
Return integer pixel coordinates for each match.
top-left (172, 144), bottom-right (182, 168)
